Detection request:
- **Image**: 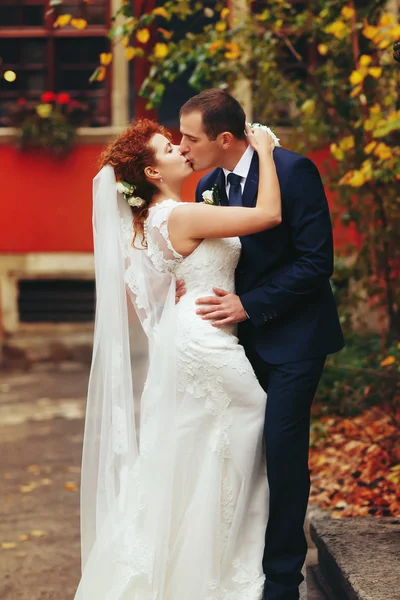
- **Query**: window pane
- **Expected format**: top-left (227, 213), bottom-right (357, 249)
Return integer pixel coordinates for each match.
top-left (0, 5), bottom-right (18, 26)
top-left (55, 37), bottom-right (110, 126)
top-left (25, 70), bottom-right (46, 92)
top-left (55, 37), bottom-right (108, 64)
top-left (0, 36), bottom-right (47, 125)
top-left (0, 0), bottom-right (45, 26)
top-left (0, 38), bottom-right (46, 88)
top-left (22, 4), bottom-right (44, 26)
top-left (21, 39), bottom-right (46, 64)
top-left (58, 69), bottom-right (101, 91)
top-left (86, 4), bottom-right (108, 25)
top-left (0, 39), bottom-right (20, 64)
top-left (0, 8), bottom-right (111, 128)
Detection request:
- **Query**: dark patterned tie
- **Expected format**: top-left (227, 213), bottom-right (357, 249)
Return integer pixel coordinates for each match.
top-left (227, 172), bottom-right (243, 207)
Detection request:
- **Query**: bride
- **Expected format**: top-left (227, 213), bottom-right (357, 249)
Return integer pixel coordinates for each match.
top-left (74, 119), bottom-right (281, 600)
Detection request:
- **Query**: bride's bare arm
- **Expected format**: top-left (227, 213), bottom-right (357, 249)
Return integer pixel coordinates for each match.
top-left (168, 126), bottom-right (281, 247)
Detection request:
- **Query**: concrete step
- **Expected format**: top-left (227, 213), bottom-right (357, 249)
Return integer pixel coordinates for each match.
top-left (309, 510), bottom-right (400, 600)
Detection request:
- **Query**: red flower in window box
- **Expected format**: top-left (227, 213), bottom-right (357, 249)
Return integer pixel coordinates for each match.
top-left (56, 92), bottom-right (71, 105)
top-left (9, 94), bottom-right (89, 156)
top-left (41, 91), bottom-right (56, 103)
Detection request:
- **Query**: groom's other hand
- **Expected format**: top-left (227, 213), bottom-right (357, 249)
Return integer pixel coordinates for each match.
top-left (175, 279), bottom-right (186, 304)
top-left (196, 288), bottom-right (248, 326)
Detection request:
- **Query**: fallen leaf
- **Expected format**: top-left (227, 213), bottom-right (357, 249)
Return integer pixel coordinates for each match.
top-left (64, 481), bottom-right (78, 492)
top-left (2, 542), bottom-right (17, 549)
top-left (19, 483), bottom-right (37, 493)
top-left (26, 464), bottom-right (40, 474)
top-left (67, 466), bottom-right (81, 473)
top-left (310, 405), bottom-right (399, 518)
top-left (19, 535), bottom-right (29, 541)
top-left (30, 530), bottom-right (46, 538)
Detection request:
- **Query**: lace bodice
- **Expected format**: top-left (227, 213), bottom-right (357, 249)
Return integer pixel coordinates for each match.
top-left (145, 199), bottom-right (241, 295)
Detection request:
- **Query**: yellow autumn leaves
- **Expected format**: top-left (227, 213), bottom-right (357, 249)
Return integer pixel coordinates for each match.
top-left (208, 40), bottom-right (240, 60)
top-left (324, 8), bottom-right (399, 45)
top-left (380, 356), bottom-right (396, 367)
top-left (2, 530), bottom-right (46, 551)
top-left (1, 463), bottom-right (80, 551)
top-left (349, 54), bottom-right (382, 95)
top-left (323, 9), bottom-right (399, 95)
top-left (123, 29), bottom-right (168, 62)
top-left (379, 344), bottom-right (400, 368)
top-left (349, 17), bottom-right (392, 90)
top-left (337, 144), bottom-right (394, 187)
top-left (330, 106), bottom-right (399, 187)
top-left (322, 8), bottom-right (399, 188)
top-left (53, 14), bottom-right (87, 30)
top-left (362, 13), bottom-right (400, 49)
top-left (323, 6), bottom-right (356, 40)
top-left (91, 26), bottom-right (170, 81)
top-left (330, 136), bottom-right (355, 161)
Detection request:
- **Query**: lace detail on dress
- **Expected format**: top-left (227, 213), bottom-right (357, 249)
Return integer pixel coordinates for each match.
top-left (105, 534), bottom-right (155, 600)
top-left (176, 340), bottom-right (255, 458)
top-left (207, 559), bottom-right (265, 600)
top-left (146, 200), bottom-right (184, 273)
top-left (176, 358), bottom-right (233, 458)
top-left (220, 476), bottom-right (235, 556)
top-left (120, 217), bottom-right (149, 313)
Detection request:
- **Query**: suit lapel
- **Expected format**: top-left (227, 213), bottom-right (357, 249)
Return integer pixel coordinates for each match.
top-left (242, 153), bottom-right (259, 208)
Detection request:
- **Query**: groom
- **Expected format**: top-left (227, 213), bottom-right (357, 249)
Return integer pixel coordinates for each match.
top-left (178, 89), bottom-right (344, 600)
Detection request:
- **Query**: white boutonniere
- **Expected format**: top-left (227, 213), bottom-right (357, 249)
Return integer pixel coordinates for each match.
top-left (116, 180), bottom-right (146, 208)
top-left (247, 122), bottom-right (281, 147)
top-left (202, 183), bottom-right (221, 206)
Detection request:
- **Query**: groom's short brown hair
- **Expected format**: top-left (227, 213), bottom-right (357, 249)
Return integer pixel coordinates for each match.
top-left (180, 89), bottom-right (246, 141)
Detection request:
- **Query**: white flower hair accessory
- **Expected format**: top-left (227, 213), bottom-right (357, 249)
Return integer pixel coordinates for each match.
top-left (247, 122), bottom-right (281, 147)
top-left (116, 180), bottom-right (146, 208)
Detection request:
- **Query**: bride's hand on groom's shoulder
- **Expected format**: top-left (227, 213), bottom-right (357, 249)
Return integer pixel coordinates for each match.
top-left (245, 124), bottom-right (275, 156)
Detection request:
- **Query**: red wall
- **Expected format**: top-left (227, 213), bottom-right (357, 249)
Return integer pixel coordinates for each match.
top-left (0, 141), bottom-right (358, 253)
top-left (0, 143), bottom-right (204, 253)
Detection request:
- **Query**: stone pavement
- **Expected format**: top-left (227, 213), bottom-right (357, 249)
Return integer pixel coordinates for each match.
top-left (310, 514), bottom-right (400, 600)
top-left (0, 357), bottom-right (327, 599)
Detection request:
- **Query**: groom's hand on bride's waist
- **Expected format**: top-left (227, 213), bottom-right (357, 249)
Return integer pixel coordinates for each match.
top-left (195, 288), bottom-right (248, 327)
top-left (175, 280), bottom-right (186, 304)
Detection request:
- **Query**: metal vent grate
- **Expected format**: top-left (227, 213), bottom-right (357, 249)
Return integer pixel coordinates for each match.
top-left (18, 279), bottom-right (95, 323)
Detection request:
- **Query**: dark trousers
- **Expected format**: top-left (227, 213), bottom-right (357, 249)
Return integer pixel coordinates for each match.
top-left (244, 344), bottom-right (326, 600)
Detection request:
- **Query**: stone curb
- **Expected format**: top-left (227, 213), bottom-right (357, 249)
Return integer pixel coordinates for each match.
top-left (308, 507), bottom-right (400, 600)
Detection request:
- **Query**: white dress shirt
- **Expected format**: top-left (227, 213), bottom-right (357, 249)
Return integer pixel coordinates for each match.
top-left (223, 145), bottom-right (254, 319)
top-left (223, 145), bottom-right (254, 197)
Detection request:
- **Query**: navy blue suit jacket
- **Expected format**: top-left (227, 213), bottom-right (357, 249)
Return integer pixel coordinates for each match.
top-left (195, 147), bottom-right (344, 364)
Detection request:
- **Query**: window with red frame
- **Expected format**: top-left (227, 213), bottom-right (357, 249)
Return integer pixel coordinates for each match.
top-left (0, 0), bottom-right (111, 127)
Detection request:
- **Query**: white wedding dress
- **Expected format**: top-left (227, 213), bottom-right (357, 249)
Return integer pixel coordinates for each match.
top-left (75, 199), bottom-right (269, 600)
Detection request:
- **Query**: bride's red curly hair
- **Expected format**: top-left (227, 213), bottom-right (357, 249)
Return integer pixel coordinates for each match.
top-left (99, 118), bottom-right (172, 246)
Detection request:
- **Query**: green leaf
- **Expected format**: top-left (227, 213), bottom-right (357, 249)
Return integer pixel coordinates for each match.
top-left (89, 68), bottom-right (100, 83)
top-left (373, 120), bottom-right (400, 138)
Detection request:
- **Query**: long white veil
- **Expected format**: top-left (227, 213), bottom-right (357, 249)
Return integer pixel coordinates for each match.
top-left (78, 166), bottom-right (178, 598)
